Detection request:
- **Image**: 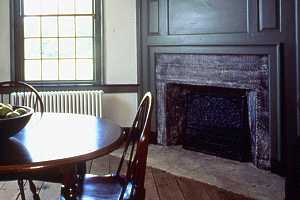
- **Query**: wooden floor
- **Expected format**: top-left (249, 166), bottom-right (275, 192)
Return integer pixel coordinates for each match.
top-left (0, 155), bottom-right (253, 200)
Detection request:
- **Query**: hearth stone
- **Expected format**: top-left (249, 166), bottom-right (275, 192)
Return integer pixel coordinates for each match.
top-left (156, 53), bottom-right (270, 169)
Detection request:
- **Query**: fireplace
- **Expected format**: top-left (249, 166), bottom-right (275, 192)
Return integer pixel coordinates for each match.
top-left (166, 83), bottom-right (255, 161)
top-left (156, 53), bottom-right (273, 169)
top-left (166, 83), bottom-right (252, 162)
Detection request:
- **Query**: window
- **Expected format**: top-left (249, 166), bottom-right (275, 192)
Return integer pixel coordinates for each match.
top-left (13, 0), bottom-right (102, 83)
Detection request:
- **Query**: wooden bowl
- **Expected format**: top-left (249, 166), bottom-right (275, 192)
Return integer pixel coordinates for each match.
top-left (0, 106), bottom-right (34, 139)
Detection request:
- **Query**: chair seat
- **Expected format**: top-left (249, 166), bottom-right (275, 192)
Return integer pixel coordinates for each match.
top-left (65, 174), bottom-right (133, 200)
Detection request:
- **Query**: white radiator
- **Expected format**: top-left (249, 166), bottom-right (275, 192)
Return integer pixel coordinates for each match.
top-left (12, 90), bottom-right (104, 117)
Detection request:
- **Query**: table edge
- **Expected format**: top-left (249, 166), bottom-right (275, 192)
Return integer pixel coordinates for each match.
top-left (0, 129), bottom-right (125, 174)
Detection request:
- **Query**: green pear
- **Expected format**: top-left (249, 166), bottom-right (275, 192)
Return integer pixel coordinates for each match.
top-left (15, 107), bottom-right (28, 115)
top-left (0, 105), bottom-right (13, 117)
top-left (5, 103), bottom-right (13, 110)
top-left (0, 103), bottom-right (13, 110)
top-left (5, 111), bottom-right (20, 118)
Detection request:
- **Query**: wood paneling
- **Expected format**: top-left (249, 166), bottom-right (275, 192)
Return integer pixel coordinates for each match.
top-left (148, 0), bottom-right (159, 34)
top-left (258, 0), bottom-right (279, 31)
top-left (137, 0), bottom-right (298, 197)
top-left (168, 0), bottom-right (248, 35)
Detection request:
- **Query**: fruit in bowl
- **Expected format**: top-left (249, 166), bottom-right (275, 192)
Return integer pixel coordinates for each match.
top-left (0, 103), bottom-right (31, 119)
top-left (0, 103), bottom-right (34, 139)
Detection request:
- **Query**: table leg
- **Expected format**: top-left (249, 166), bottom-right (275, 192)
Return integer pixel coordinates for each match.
top-left (29, 179), bottom-right (40, 200)
top-left (17, 179), bottom-right (26, 200)
top-left (76, 162), bottom-right (86, 193)
top-left (61, 172), bottom-right (78, 200)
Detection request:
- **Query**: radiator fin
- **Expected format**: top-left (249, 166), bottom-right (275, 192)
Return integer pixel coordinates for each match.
top-left (11, 90), bottom-right (104, 117)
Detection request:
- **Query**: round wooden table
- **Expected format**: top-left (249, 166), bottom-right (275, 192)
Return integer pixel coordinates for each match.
top-left (0, 112), bottom-right (124, 199)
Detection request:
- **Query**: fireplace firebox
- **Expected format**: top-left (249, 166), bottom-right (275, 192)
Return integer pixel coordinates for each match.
top-left (173, 84), bottom-right (252, 162)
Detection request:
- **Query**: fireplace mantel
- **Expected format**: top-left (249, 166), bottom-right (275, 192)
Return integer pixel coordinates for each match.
top-left (155, 52), bottom-right (278, 170)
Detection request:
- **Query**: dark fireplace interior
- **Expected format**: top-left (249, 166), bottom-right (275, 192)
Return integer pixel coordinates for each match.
top-left (166, 83), bottom-right (253, 162)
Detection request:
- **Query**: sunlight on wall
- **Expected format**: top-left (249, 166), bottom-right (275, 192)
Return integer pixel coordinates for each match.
top-left (102, 93), bottom-right (137, 127)
top-left (104, 0), bottom-right (137, 84)
top-left (0, 0), bottom-right (10, 81)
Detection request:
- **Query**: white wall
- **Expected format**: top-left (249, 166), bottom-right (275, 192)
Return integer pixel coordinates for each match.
top-left (101, 0), bottom-right (138, 126)
top-left (104, 0), bottom-right (137, 84)
top-left (0, 0), bottom-right (10, 81)
top-left (0, 0), bottom-right (138, 126)
top-left (102, 93), bottom-right (137, 126)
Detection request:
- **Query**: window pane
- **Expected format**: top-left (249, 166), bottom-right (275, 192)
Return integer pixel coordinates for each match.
top-left (25, 39), bottom-right (41, 59)
top-left (59, 16), bottom-right (75, 37)
top-left (59, 38), bottom-right (75, 58)
top-left (75, 0), bottom-right (93, 14)
top-left (59, 59), bottom-right (76, 80)
top-left (42, 38), bottom-right (58, 58)
top-left (41, 17), bottom-right (58, 37)
top-left (76, 59), bottom-right (93, 80)
top-left (76, 16), bottom-right (93, 37)
top-left (25, 60), bottom-right (41, 80)
top-left (24, 17), bottom-right (40, 37)
top-left (41, 0), bottom-right (58, 15)
top-left (22, 0), bottom-right (95, 82)
top-left (24, 0), bottom-right (41, 15)
top-left (42, 59), bottom-right (58, 80)
top-left (59, 0), bottom-right (75, 14)
top-left (76, 38), bottom-right (93, 58)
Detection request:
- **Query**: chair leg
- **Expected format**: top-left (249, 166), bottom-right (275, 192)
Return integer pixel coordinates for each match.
top-left (76, 162), bottom-right (86, 194)
top-left (17, 179), bottom-right (26, 200)
top-left (28, 180), bottom-right (40, 200)
top-left (77, 162), bottom-right (86, 179)
top-left (61, 172), bottom-right (78, 200)
top-left (134, 187), bottom-right (145, 200)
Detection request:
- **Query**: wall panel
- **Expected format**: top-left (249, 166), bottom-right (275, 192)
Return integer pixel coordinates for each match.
top-left (168, 0), bottom-right (248, 35)
top-left (258, 0), bottom-right (279, 31)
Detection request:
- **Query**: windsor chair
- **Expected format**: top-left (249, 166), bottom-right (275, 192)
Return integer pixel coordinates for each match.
top-left (60, 92), bottom-right (153, 200)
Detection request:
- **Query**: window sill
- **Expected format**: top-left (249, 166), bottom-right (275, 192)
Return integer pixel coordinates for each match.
top-left (29, 82), bottom-right (139, 93)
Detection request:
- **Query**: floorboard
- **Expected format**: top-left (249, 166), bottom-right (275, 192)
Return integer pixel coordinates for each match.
top-left (90, 155), bottom-right (110, 175)
top-left (38, 182), bottom-right (61, 200)
top-left (0, 181), bottom-right (21, 200)
top-left (0, 155), bottom-right (254, 200)
top-left (176, 176), bottom-right (212, 200)
top-left (21, 181), bottom-right (43, 200)
top-left (152, 167), bottom-right (185, 200)
top-left (145, 168), bottom-right (160, 200)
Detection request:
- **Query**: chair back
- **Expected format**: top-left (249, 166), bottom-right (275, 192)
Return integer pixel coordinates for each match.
top-left (0, 81), bottom-right (44, 113)
top-left (117, 92), bottom-right (153, 199)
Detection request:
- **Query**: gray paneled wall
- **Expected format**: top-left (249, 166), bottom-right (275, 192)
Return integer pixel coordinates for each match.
top-left (138, 0), bottom-right (295, 176)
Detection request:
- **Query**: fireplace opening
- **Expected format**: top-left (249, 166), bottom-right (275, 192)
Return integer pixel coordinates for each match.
top-left (166, 83), bottom-right (254, 162)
